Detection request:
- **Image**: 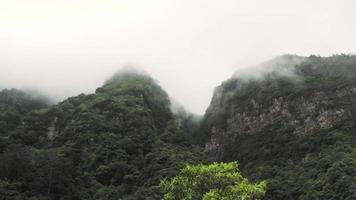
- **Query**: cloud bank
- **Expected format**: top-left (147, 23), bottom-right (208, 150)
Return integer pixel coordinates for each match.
top-left (1, 0), bottom-right (355, 114)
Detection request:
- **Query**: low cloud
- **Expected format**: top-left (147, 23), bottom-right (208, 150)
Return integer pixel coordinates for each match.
top-left (232, 54), bottom-right (306, 82)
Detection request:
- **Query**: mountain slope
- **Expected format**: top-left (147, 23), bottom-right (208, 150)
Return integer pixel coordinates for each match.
top-left (2, 55), bottom-right (356, 199)
top-left (199, 55), bottom-right (356, 199)
top-left (0, 72), bottom-right (204, 200)
top-left (0, 89), bottom-right (49, 137)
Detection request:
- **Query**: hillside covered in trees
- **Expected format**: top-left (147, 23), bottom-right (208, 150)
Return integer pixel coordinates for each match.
top-left (0, 89), bottom-right (49, 137)
top-left (199, 54), bottom-right (356, 199)
top-left (1, 54), bottom-right (356, 199)
top-left (0, 73), bottom-right (205, 199)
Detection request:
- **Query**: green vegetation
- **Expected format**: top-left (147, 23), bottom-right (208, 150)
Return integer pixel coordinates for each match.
top-left (199, 55), bottom-right (356, 199)
top-left (1, 55), bottom-right (356, 199)
top-left (0, 73), bottom-right (205, 199)
top-left (160, 162), bottom-right (266, 200)
top-left (0, 89), bottom-right (48, 137)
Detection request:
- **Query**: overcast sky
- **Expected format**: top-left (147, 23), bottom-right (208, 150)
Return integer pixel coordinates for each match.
top-left (1, 0), bottom-right (355, 114)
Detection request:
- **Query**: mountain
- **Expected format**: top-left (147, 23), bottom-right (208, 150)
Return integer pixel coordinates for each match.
top-left (0, 88), bottom-right (49, 137)
top-left (198, 54), bottom-right (356, 199)
top-left (0, 72), bottom-right (204, 200)
top-left (1, 55), bottom-right (356, 200)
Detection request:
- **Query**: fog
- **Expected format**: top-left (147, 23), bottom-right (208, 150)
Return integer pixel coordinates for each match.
top-left (1, 0), bottom-right (355, 114)
top-left (232, 55), bottom-right (306, 82)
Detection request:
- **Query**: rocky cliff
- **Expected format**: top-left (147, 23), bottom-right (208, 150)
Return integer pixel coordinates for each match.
top-left (1, 55), bottom-right (356, 199)
top-left (199, 54), bottom-right (356, 199)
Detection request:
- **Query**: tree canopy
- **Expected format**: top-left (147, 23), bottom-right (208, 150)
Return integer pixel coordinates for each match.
top-left (160, 162), bottom-right (266, 200)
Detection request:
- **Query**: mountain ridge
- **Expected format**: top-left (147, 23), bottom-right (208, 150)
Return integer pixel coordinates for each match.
top-left (0, 71), bottom-right (205, 199)
top-left (1, 54), bottom-right (356, 199)
top-left (198, 54), bottom-right (356, 199)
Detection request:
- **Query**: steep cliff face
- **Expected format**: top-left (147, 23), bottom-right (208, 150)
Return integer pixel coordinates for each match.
top-left (2, 55), bottom-right (356, 199)
top-left (200, 55), bottom-right (356, 199)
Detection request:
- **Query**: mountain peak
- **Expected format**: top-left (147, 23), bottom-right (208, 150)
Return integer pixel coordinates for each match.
top-left (104, 66), bottom-right (151, 85)
top-left (199, 54), bottom-right (356, 199)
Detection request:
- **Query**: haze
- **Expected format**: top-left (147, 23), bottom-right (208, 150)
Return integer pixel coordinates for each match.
top-left (1, 0), bottom-right (355, 114)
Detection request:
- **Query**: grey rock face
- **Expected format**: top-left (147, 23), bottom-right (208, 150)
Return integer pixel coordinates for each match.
top-left (47, 117), bottom-right (58, 141)
top-left (201, 55), bottom-right (356, 159)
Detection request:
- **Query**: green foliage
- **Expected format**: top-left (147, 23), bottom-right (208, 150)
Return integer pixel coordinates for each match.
top-left (0, 72), bottom-right (205, 199)
top-left (0, 89), bottom-right (48, 137)
top-left (160, 162), bottom-right (266, 200)
top-left (2, 55), bottom-right (356, 199)
top-left (199, 55), bottom-right (356, 200)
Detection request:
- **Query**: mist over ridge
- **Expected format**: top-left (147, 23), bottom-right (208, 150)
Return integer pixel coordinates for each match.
top-left (2, 0), bottom-right (356, 114)
top-left (2, 53), bottom-right (356, 116)
top-left (2, 1), bottom-right (356, 199)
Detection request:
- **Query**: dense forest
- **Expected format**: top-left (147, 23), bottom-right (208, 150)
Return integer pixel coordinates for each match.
top-left (0, 73), bottom-right (205, 199)
top-left (1, 54), bottom-right (356, 199)
top-left (199, 54), bottom-right (356, 199)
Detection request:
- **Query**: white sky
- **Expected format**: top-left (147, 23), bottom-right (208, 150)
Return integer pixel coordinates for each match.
top-left (0, 0), bottom-right (355, 114)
